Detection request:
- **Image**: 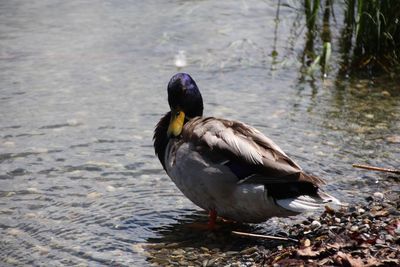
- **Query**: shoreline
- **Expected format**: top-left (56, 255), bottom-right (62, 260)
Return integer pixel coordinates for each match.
top-left (144, 192), bottom-right (399, 266)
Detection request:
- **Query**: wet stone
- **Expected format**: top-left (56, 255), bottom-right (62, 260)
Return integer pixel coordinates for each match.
top-left (200, 247), bottom-right (209, 253)
top-left (373, 192), bottom-right (384, 199)
top-left (350, 225), bottom-right (359, 232)
top-left (171, 249), bottom-right (185, 256)
top-left (225, 251), bottom-right (238, 256)
top-left (310, 220), bottom-right (321, 230)
top-left (240, 246), bottom-right (258, 255)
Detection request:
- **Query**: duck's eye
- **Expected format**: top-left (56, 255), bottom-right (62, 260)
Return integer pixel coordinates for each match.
top-left (176, 111), bottom-right (180, 116)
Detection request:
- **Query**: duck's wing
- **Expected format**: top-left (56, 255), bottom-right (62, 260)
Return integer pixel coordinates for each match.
top-left (182, 117), bottom-right (325, 187)
top-left (153, 112), bottom-right (171, 170)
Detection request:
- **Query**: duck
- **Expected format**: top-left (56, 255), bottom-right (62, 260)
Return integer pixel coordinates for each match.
top-left (153, 73), bottom-right (340, 228)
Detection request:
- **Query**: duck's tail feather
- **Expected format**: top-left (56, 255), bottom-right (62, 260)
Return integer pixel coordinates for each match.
top-left (276, 189), bottom-right (342, 213)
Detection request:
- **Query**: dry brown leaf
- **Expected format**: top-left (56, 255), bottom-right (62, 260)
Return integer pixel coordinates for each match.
top-left (327, 242), bottom-right (348, 250)
top-left (371, 210), bottom-right (389, 217)
top-left (296, 247), bottom-right (320, 257)
top-left (274, 258), bottom-right (307, 267)
top-left (336, 251), bottom-right (364, 267)
top-left (365, 256), bottom-right (381, 267)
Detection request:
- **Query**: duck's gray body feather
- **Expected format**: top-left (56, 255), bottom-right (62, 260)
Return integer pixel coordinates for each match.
top-left (160, 116), bottom-right (340, 223)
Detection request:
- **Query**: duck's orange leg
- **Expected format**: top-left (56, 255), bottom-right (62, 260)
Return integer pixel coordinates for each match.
top-left (185, 209), bottom-right (219, 231)
top-left (207, 209), bottom-right (217, 230)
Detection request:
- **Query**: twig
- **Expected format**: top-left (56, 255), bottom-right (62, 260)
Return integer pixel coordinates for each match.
top-left (352, 164), bottom-right (400, 174)
top-left (232, 231), bottom-right (298, 243)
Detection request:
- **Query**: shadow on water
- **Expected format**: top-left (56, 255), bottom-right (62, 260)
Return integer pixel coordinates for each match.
top-left (143, 211), bottom-right (294, 266)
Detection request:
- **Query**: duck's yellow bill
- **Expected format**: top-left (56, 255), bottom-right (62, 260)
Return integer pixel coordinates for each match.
top-left (167, 110), bottom-right (185, 137)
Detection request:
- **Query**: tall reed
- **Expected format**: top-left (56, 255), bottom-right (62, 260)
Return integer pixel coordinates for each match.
top-left (303, 0), bottom-right (400, 75)
top-left (351, 0), bottom-right (400, 73)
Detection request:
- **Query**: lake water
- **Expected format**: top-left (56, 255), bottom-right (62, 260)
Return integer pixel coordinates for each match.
top-left (1, 0), bottom-right (399, 266)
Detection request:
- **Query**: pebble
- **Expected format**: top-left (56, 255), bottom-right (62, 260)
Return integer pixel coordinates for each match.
top-left (5, 191), bottom-right (16, 197)
top-left (207, 257), bottom-right (218, 266)
top-left (87, 192), bottom-right (102, 199)
top-left (310, 220), bottom-right (322, 230)
top-left (26, 187), bottom-right (40, 194)
top-left (34, 245), bottom-right (49, 255)
top-left (359, 224), bottom-right (370, 232)
top-left (172, 249), bottom-right (185, 255)
top-left (25, 212), bottom-right (38, 219)
top-left (364, 114), bottom-right (374, 119)
top-left (386, 135), bottom-right (400, 143)
top-left (2, 141), bottom-right (15, 147)
top-left (4, 258), bottom-right (20, 265)
top-left (106, 185), bottom-right (116, 192)
top-left (373, 192), bottom-right (384, 199)
top-left (350, 225), bottom-right (359, 232)
top-left (7, 228), bottom-right (23, 236)
top-left (165, 242), bottom-right (180, 248)
top-left (131, 244), bottom-right (145, 254)
top-left (225, 251), bottom-right (238, 256)
top-left (240, 246), bottom-right (257, 255)
top-left (385, 235), bottom-right (394, 242)
top-left (200, 247), bottom-right (209, 253)
top-left (358, 208), bottom-right (365, 214)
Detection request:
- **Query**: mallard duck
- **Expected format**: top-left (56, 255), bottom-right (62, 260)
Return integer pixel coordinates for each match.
top-left (153, 73), bottom-right (340, 227)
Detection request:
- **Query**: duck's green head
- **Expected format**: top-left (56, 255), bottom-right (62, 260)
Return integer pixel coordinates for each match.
top-left (167, 73), bottom-right (203, 137)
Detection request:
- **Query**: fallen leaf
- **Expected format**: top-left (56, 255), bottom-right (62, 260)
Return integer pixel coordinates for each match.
top-left (336, 251), bottom-right (364, 267)
top-left (370, 209), bottom-right (389, 218)
top-left (365, 256), bottom-right (380, 267)
top-left (297, 247), bottom-right (320, 257)
top-left (327, 242), bottom-right (346, 250)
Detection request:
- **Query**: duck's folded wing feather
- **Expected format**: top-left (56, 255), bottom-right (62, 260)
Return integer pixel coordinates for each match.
top-left (182, 117), bottom-right (324, 186)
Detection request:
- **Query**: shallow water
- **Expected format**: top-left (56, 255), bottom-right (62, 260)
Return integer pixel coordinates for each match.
top-left (1, 0), bottom-right (399, 266)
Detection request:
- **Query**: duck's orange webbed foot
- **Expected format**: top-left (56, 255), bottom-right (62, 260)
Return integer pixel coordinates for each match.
top-left (185, 209), bottom-right (220, 231)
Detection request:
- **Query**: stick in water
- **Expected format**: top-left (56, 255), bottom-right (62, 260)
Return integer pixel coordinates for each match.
top-left (352, 164), bottom-right (400, 174)
top-left (232, 231), bottom-right (298, 242)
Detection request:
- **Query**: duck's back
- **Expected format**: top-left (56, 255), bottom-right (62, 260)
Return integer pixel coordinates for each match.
top-left (162, 117), bottom-right (340, 222)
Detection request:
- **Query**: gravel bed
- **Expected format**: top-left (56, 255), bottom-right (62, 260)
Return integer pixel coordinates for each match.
top-left (143, 192), bottom-right (399, 266)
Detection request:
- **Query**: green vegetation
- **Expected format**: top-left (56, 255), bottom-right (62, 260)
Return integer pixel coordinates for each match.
top-left (345, 0), bottom-right (400, 73)
top-left (304, 0), bottom-right (400, 76)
